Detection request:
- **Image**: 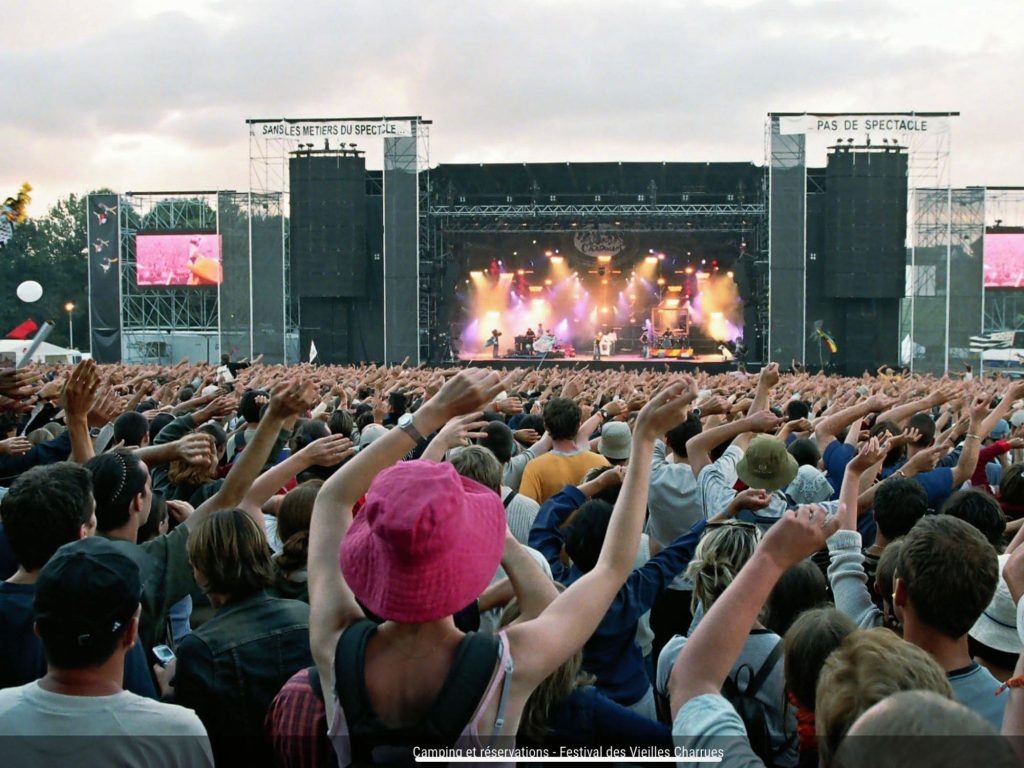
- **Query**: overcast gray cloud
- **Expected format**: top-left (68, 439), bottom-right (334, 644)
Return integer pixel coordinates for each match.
top-left (2, 0), bottom-right (1023, 211)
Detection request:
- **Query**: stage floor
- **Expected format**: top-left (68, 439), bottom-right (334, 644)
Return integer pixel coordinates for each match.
top-left (455, 352), bottom-right (741, 373)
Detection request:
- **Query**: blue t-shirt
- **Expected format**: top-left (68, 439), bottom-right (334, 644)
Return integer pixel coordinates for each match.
top-left (0, 524), bottom-right (17, 582)
top-left (912, 467), bottom-right (955, 510)
top-left (823, 441), bottom-right (856, 499)
top-left (949, 663), bottom-right (1006, 731)
top-left (0, 580), bottom-right (158, 698)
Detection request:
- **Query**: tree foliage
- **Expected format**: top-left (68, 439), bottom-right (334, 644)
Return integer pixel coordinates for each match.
top-left (0, 191), bottom-right (108, 349)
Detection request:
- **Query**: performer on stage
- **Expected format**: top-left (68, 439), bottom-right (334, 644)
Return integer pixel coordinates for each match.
top-left (485, 329), bottom-right (502, 358)
top-left (524, 327), bottom-right (536, 354)
top-left (640, 328), bottom-right (651, 359)
top-left (593, 331), bottom-right (603, 361)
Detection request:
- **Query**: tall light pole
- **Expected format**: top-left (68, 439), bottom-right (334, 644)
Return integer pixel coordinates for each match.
top-left (64, 302), bottom-right (75, 349)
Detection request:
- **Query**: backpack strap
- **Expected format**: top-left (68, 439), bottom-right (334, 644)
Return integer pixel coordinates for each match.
top-left (307, 665), bottom-right (324, 703)
top-left (333, 620), bottom-right (501, 757)
top-left (502, 490), bottom-right (517, 510)
top-left (333, 619), bottom-right (377, 729)
top-left (743, 639), bottom-right (784, 700)
top-left (423, 631), bottom-right (501, 743)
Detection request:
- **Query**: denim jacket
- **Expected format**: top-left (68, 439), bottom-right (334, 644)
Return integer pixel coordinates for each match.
top-left (173, 590), bottom-right (312, 768)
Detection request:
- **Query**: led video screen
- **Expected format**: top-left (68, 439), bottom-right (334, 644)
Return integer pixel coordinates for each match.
top-left (984, 233), bottom-right (1024, 288)
top-left (136, 234), bottom-right (223, 286)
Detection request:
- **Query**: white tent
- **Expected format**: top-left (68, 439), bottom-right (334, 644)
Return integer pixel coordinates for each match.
top-left (0, 340), bottom-right (81, 365)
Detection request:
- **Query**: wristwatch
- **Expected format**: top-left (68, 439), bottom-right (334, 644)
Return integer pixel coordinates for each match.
top-left (692, 407), bottom-right (702, 419)
top-left (397, 413), bottom-right (425, 444)
top-left (598, 408), bottom-right (610, 420)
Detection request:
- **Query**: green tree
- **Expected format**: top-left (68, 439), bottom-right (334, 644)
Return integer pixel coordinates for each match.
top-left (0, 191), bottom-right (106, 349)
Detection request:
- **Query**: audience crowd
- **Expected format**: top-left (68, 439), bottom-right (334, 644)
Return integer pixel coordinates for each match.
top-left (1, 356), bottom-right (1024, 766)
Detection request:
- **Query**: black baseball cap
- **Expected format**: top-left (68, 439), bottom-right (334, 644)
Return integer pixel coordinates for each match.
top-left (34, 537), bottom-right (142, 647)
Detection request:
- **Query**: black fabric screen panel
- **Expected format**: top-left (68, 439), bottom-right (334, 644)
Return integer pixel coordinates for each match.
top-left (218, 194), bottom-right (251, 361)
top-left (300, 297), bottom-right (349, 365)
top-left (87, 193), bottom-right (121, 362)
top-left (289, 155), bottom-right (367, 299)
top-left (251, 212), bottom-right (285, 363)
top-left (823, 151), bottom-right (908, 299)
top-left (840, 299), bottom-right (900, 374)
top-left (344, 195), bottom-right (385, 363)
top-left (383, 136), bottom-right (419, 364)
top-left (769, 152), bottom-right (806, 364)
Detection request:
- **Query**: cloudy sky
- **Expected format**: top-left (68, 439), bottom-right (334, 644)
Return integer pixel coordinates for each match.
top-left (4, 0), bottom-right (1023, 213)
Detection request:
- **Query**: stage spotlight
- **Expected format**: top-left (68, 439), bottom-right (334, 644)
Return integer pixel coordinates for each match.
top-left (550, 256), bottom-right (564, 264)
top-left (469, 270), bottom-right (483, 278)
top-left (701, 259), bottom-right (707, 265)
top-left (658, 253), bottom-right (666, 261)
top-left (644, 256), bottom-right (658, 265)
top-left (601, 279), bottom-right (608, 285)
top-left (545, 250), bottom-right (553, 257)
top-left (685, 267), bottom-right (694, 275)
top-left (544, 279), bottom-right (553, 286)
top-left (727, 271), bottom-right (735, 278)
top-left (597, 255), bottom-right (612, 263)
top-left (657, 278), bottom-right (666, 286)
top-left (517, 269), bottom-right (525, 275)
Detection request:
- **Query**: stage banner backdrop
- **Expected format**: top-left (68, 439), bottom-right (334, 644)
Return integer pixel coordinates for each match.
top-left (87, 193), bottom-right (121, 362)
top-left (253, 120), bottom-right (413, 139)
top-left (778, 114), bottom-right (951, 136)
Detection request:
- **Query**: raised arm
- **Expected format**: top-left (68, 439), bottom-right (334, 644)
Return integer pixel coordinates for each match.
top-left (876, 386), bottom-right (951, 426)
top-left (950, 396), bottom-right (990, 487)
top-left (61, 359), bottom-right (99, 464)
top-left (814, 394), bottom-right (889, 453)
top-left (685, 410), bottom-right (781, 478)
top-left (668, 506), bottom-right (840, 718)
top-left (308, 369), bottom-right (508, 716)
top-left (188, 380), bottom-right (315, 529)
top-left (501, 533), bottom-right (558, 622)
top-left (237, 434), bottom-right (354, 516)
top-left (504, 377), bottom-right (698, 689)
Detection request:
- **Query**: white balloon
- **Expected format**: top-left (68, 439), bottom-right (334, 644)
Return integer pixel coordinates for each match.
top-left (16, 281), bottom-right (43, 303)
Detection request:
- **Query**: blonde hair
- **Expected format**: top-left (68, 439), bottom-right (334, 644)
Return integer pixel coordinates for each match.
top-left (168, 458), bottom-right (218, 487)
top-left (815, 628), bottom-right (953, 767)
top-left (685, 522), bottom-right (762, 614)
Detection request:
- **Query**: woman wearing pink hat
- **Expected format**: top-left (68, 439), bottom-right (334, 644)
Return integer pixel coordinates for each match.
top-left (308, 368), bottom-right (697, 764)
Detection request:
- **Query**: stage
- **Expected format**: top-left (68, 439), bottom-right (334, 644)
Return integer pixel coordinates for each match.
top-left (455, 352), bottom-right (743, 374)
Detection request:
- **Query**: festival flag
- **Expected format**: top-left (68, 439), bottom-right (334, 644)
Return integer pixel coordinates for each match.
top-left (816, 328), bottom-right (838, 354)
top-left (6, 318), bottom-right (38, 340)
top-left (309, 340), bottom-right (318, 363)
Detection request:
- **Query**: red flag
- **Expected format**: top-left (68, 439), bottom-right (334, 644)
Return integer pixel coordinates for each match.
top-left (7, 318), bottom-right (38, 340)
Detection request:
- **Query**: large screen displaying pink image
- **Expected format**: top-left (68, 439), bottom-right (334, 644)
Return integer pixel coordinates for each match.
top-left (136, 234), bottom-right (223, 286)
top-left (985, 233), bottom-right (1024, 288)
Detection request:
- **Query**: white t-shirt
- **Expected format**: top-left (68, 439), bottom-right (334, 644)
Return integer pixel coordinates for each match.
top-left (0, 682), bottom-right (213, 767)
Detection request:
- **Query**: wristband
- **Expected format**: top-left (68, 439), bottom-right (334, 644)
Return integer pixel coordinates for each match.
top-left (965, 433), bottom-right (981, 441)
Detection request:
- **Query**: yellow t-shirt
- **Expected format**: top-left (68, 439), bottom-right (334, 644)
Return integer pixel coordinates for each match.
top-left (519, 449), bottom-right (610, 504)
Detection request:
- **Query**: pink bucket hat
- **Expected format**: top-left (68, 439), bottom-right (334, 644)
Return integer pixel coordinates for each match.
top-left (340, 460), bottom-right (506, 623)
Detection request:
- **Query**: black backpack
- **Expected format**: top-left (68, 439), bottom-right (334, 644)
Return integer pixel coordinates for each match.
top-left (720, 639), bottom-right (785, 765)
top-left (334, 619), bottom-right (500, 767)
